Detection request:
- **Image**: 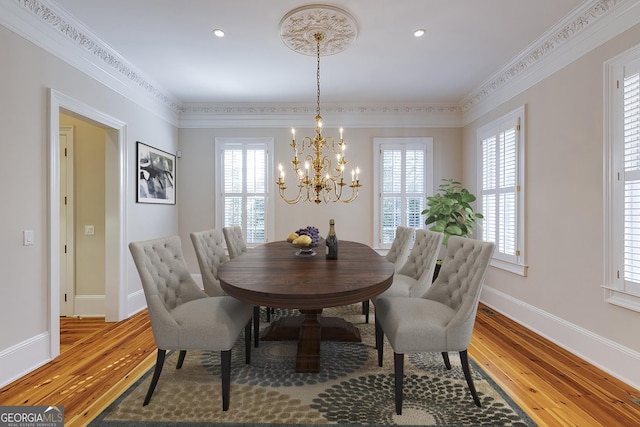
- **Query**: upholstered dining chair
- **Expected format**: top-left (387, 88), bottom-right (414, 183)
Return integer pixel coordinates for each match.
top-left (222, 226), bottom-right (247, 259)
top-left (129, 235), bottom-right (253, 411)
top-left (374, 236), bottom-right (495, 415)
top-left (365, 229), bottom-right (442, 325)
top-left (363, 226), bottom-right (415, 323)
top-left (192, 228), bottom-right (261, 348)
top-left (223, 226), bottom-right (274, 324)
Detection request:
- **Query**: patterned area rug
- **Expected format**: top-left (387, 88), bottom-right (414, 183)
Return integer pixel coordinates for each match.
top-left (90, 304), bottom-right (536, 426)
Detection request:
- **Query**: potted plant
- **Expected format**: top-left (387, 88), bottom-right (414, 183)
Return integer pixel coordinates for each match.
top-left (421, 179), bottom-right (484, 279)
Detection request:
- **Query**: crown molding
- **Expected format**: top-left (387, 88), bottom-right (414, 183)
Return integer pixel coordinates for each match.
top-left (1, 0), bottom-right (181, 125)
top-left (1, 0), bottom-right (637, 129)
top-left (462, 0), bottom-right (636, 124)
top-left (179, 103), bottom-right (463, 128)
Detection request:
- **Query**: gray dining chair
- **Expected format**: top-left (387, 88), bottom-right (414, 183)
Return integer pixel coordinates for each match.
top-left (367, 229), bottom-right (442, 326)
top-left (363, 225), bottom-right (415, 323)
top-left (223, 226), bottom-right (274, 324)
top-left (129, 235), bottom-right (253, 411)
top-left (374, 236), bottom-right (495, 415)
top-left (223, 226), bottom-right (247, 259)
top-left (192, 228), bottom-right (261, 347)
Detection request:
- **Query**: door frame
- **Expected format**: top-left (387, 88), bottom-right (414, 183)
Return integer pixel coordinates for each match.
top-left (48, 89), bottom-right (128, 357)
top-left (59, 125), bottom-right (75, 317)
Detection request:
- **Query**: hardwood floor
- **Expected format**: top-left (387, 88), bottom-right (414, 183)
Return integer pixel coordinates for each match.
top-left (0, 304), bottom-right (639, 426)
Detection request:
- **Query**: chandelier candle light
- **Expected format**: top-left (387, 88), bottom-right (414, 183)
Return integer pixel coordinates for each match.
top-left (276, 6), bottom-right (361, 204)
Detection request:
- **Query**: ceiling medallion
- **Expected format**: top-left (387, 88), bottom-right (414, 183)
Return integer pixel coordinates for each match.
top-left (279, 4), bottom-right (358, 56)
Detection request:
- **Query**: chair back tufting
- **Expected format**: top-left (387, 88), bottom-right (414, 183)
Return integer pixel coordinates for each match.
top-left (129, 236), bottom-right (208, 338)
top-left (385, 226), bottom-right (414, 270)
top-left (397, 229), bottom-right (443, 297)
top-left (223, 226), bottom-right (247, 259)
top-left (190, 229), bottom-right (229, 297)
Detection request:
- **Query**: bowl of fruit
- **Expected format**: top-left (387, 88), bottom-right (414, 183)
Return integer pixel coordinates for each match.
top-left (286, 226), bottom-right (322, 257)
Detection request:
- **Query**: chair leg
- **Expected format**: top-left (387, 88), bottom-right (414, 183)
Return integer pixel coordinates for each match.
top-left (460, 350), bottom-right (481, 407)
top-left (375, 318), bottom-right (384, 365)
top-left (441, 352), bottom-right (451, 370)
top-left (176, 350), bottom-right (187, 369)
top-left (363, 300), bottom-right (370, 323)
top-left (253, 306), bottom-right (260, 348)
top-left (221, 350), bottom-right (231, 411)
top-left (266, 306), bottom-right (271, 322)
top-left (394, 352), bottom-right (404, 415)
top-left (143, 349), bottom-right (166, 406)
top-left (244, 320), bottom-right (252, 364)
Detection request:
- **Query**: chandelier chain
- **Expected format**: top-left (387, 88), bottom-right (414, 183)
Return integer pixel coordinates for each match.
top-left (316, 33), bottom-right (322, 118)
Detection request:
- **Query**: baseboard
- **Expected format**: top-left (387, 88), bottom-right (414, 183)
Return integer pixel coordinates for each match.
top-left (126, 289), bottom-right (146, 317)
top-left (0, 332), bottom-right (51, 388)
top-left (480, 286), bottom-right (640, 391)
top-left (74, 295), bottom-right (105, 317)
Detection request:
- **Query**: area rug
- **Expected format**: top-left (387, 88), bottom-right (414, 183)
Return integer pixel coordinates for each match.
top-left (89, 304), bottom-right (536, 426)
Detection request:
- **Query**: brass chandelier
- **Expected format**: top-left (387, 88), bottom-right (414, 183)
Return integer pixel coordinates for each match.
top-left (276, 6), bottom-right (361, 204)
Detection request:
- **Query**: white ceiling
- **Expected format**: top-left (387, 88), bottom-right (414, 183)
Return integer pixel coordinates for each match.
top-left (51, 0), bottom-right (586, 107)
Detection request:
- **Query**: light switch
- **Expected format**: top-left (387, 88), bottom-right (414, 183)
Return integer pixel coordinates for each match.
top-left (85, 225), bottom-right (95, 235)
top-left (23, 230), bottom-right (34, 246)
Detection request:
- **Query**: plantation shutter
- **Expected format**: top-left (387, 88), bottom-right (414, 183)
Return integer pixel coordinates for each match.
top-left (221, 142), bottom-right (268, 244)
top-left (623, 62), bottom-right (640, 293)
top-left (481, 119), bottom-right (519, 263)
top-left (380, 145), bottom-right (426, 246)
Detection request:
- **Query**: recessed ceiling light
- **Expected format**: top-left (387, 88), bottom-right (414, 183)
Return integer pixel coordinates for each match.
top-left (414, 29), bottom-right (426, 37)
top-left (213, 29), bottom-right (225, 37)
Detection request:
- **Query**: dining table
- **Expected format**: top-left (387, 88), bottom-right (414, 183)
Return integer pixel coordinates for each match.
top-left (218, 240), bottom-right (395, 373)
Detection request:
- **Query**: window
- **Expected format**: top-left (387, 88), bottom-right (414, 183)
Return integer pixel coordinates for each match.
top-left (477, 106), bottom-right (527, 275)
top-left (214, 137), bottom-right (274, 245)
top-left (373, 138), bottom-right (433, 249)
top-left (605, 45), bottom-right (640, 311)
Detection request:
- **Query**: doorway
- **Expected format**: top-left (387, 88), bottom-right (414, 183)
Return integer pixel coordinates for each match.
top-left (48, 89), bottom-right (128, 358)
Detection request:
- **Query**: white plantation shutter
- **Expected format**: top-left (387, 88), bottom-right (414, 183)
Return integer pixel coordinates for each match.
top-left (623, 69), bottom-right (640, 293)
top-left (216, 138), bottom-right (272, 245)
top-left (478, 106), bottom-right (525, 270)
top-left (376, 139), bottom-right (432, 248)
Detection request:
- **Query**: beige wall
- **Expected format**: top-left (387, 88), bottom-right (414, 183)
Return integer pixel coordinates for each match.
top-left (60, 113), bottom-right (107, 298)
top-left (178, 126), bottom-right (461, 271)
top-left (0, 23), bottom-right (179, 387)
top-left (463, 23), bottom-right (640, 367)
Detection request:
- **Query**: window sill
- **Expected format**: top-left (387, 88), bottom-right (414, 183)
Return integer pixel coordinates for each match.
top-left (490, 258), bottom-right (528, 276)
top-left (602, 286), bottom-right (640, 313)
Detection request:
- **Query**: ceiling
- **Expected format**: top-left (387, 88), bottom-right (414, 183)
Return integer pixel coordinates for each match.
top-left (51, 0), bottom-right (586, 108)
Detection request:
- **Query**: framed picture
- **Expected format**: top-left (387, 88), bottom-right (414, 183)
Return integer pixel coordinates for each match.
top-left (136, 141), bottom-right (176, 204)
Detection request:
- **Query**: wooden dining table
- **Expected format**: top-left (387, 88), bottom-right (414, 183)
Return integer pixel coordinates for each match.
top-left (218, 240), bottom-right (394, 373)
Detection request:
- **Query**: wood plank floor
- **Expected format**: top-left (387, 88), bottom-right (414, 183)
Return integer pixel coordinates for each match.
top-left (1, 304), bottom-right (639, 426)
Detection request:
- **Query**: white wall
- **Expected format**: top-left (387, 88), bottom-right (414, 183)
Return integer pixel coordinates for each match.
top-left (0, 24), bottom-right (179, 387)
top-left (463, 22), bottom-right (640, 389)
top-left (177, 126), bottom-right (461, 271)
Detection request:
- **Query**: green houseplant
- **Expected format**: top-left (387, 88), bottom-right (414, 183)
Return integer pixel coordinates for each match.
top-left (422, 179), bottom-right (483, 246)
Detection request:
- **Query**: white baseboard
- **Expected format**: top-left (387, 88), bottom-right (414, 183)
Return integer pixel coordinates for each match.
top-left (480, 286), bottom-right (640, 391)
top-left (126, 289), bottom-right (147, 317)
top-left (74, 295), bottom-right (105, 317)
top-left (0, 332), bottom-right (51, 388)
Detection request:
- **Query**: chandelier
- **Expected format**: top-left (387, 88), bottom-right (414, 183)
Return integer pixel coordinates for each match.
top-left (276, 6), bottom-right (361, 204)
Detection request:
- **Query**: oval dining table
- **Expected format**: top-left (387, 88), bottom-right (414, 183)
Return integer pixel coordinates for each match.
top-left (218, 240), bottom-right (395, 373)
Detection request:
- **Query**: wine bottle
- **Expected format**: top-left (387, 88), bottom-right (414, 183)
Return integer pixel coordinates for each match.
top-left (326, 219), bottom-right (338, 259)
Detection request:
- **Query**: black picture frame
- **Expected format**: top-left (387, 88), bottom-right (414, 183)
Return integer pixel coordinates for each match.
top-left (136, 141), bottom-right (176, 204)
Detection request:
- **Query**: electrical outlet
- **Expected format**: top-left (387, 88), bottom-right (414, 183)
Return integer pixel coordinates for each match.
top-left (85, 225), bottom-right (95, 235)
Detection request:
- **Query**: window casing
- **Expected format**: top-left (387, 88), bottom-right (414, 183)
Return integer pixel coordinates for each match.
top-left (605, 45), bottom-right (640, 311)
top-left (214, 137), bottom-right (274, 245)
top-left (373, 138), bottom-right (433, 249)
top-left (477, 106), bottom-right (527, 276)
